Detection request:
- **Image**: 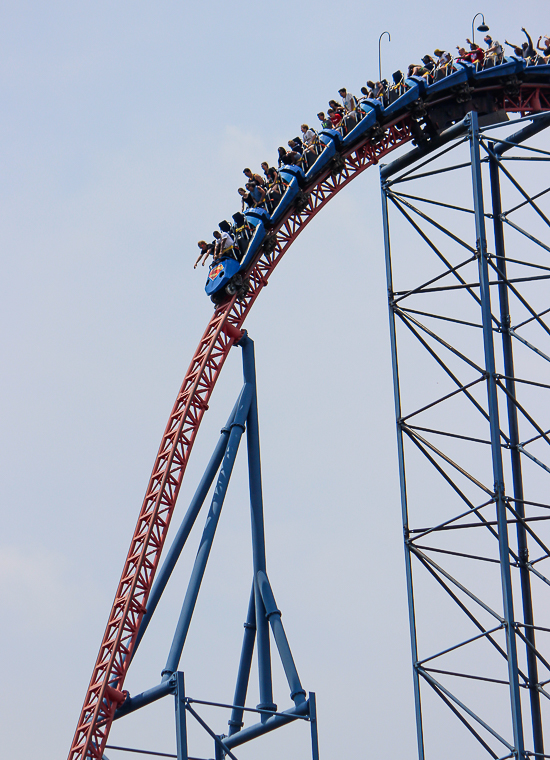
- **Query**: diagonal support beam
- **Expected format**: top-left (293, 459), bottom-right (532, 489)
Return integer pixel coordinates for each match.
top-left (257, 570), bottom-right (307, 704)
top-left (228, 586), bottom-right (256, 736)
top-left (162, 381), bottom-right (253, 679)
top-left (134, 398), bottom-right (242, 656)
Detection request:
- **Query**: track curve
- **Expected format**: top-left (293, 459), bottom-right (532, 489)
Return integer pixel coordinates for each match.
top-left (69, 72), bottom-right (550, 760)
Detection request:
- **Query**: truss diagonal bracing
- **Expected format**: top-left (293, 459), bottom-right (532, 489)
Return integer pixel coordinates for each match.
top-left (381, 112), bottom-right (550, 760)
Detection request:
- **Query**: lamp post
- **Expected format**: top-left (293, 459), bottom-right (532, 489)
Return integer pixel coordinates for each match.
top-left (378, 31), bottom-right (391, 83)
top-left (471, 13), bottom-right (489, 45)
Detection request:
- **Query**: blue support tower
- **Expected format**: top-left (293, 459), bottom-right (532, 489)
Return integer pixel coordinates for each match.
top-left (380, 111), bottom-right (550, 759)
top-left (104, 334), bottom-right (319, 760)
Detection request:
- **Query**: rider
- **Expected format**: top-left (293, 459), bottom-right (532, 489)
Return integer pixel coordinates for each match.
top-left (243, 167), bottom-right (265, 186)
top-left (211, 227), bottom-right (236, 261)
top-left (194, 240), bottom-right (213, 269)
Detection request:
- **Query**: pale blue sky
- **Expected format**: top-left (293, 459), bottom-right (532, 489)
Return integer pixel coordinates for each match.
top-left (0, 2), bottom-right (548, 759)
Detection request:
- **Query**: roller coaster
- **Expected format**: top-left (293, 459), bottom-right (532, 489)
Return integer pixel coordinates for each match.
top-left (68, 53), bottom-right (550, 760)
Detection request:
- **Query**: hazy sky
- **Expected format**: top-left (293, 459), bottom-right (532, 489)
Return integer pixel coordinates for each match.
top-left (1, 2), bottom-right (549, 759)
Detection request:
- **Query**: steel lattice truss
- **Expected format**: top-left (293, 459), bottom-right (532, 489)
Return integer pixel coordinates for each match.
top-left (381, 112), bottom-right (550, 759)
top-left (68, 78), bottom-right (550, 760)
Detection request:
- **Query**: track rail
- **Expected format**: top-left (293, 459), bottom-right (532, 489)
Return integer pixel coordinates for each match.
top-left (68, 80), bottom-right (550, 760)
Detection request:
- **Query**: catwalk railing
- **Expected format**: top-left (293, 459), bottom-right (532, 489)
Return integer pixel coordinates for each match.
top-left (380, 111), bottom-right (550, 759)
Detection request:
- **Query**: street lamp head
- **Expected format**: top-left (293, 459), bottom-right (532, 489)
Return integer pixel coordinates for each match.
top-left (471, 13), bottom-right (488, 44)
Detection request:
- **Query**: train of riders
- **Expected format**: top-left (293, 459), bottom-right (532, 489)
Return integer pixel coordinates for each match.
top-left (195, 28), bottom-right (550, 269)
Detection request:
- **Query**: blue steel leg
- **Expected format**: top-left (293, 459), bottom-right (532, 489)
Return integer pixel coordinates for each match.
top-left (223, 701), bottom-right (309, 751)
top-left (228, 585), bottom-right (256, 736)
top-left (241, 336), bottom-right (277, 715)
top-left (489, 144), bottom-right (543, 757)
top-left (175, 672), bottom-right (189, 760)
top-left (380, 176), bottom-right (425, 760)
top-left (134, 399), bottom-right (240, 655)
top-left (469, 111), bottom-right (525, 758)
top-left (257, 571), bottom-right (306, 704)
top-left (309, 692), bottom-right (320, 760)
top-left (114, 677), bottom-right (175, 719)
top-left (162, 382), bottom-right (254, 679)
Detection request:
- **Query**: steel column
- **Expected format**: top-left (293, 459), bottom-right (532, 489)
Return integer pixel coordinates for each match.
top-left (175, 672), bottom-right (188, 760)
top-left (241, 336), bottom-right (277, 713)
top-left (469, 111), bottom-right (525, 758)
top-left (380, 177), bottom-right (425, 760)
top-left (488, 142), bottom-right (544, 757)
top-left (228, 585), bottom-right (256, 736)
top-left (309, 692), bottom-right (320, 760)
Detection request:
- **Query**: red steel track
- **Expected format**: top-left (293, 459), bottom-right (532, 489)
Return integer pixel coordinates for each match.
top-left (68, 82), bottom-right (550, 760)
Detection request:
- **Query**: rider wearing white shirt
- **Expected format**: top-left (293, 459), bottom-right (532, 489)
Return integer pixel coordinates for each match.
top-left (220, 230), bottom-right (235, 251)
top-left (484, 35), bottom-right (504, 65)
top-left (301, 124), bottom-right (317, 146)
top-left (338, 88), bottom-right (357, 113)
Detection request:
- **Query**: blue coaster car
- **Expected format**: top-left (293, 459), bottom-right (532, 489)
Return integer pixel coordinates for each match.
top-left (359, 98), bottom-right (384, 117)
top-left (270, 165), bottom-right (306, 224)
top-left (242, 208), bottom-right (270, 267)
top-left (205, 255), bottom-right (242, 298)
top-left (469, 55), bottom-right (526, 83)
top-left (245, 207), bottom-right (271, 230)
top-left (448, 57), bottom-right (525, 86)
top-left (205, 165), bottom-right (311, 303)
top-left (406, 75), bottom-right (428, 97)
top-left (383, 78), bottom-right (423, 118)
top-left (319, 127), bottom-right (343, 150)
top-left (305, 129), bottom-right (341, 180)
top-left (426, 65), bottom-right (470, 97)
top-left (205, 209), bottom-right (270, 302)
top-left (342, 100), bottom-right (381, 148)
top-left (523, 62), bottom-right (550, 81)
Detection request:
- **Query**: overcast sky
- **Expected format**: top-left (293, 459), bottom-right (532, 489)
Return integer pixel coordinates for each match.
top-left (1, 2), bottom-right (549, 759)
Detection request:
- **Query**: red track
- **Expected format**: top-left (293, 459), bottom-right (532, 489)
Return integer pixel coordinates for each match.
top-left (68, 82), bottom-right (550, 760)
